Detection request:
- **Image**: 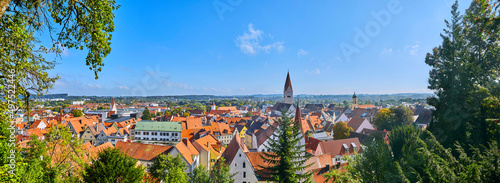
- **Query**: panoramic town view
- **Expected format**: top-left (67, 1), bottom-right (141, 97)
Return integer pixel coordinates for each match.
top-left (2, 0), bottom-right (500, 182)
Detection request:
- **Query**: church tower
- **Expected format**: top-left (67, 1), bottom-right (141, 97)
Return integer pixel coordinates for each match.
top-left (110, 97), bottom-right (117, 112)
top-left (283, 72), bottom-right (293, 104)
top-left (211, 101), bottom-right (216, 111)
top-left (352, 92), bottom-right (358, 110)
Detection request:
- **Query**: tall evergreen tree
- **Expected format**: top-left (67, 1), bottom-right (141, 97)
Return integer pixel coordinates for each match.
top-left (426, 0), bottom-right (500, 148)
top-left (259, 108), bottom-right (312, 182)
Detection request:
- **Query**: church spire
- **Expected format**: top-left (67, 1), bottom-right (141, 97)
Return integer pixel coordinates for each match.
top-left (109, 97), bottom-right (117, 112)
top-left (284, 71), bottom-right (293, 92)
top-left (283, 72), bottom-right (293, 104)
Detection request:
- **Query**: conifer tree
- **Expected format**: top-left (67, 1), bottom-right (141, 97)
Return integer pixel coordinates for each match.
top-left (259, 108), bottom-right (312, 182)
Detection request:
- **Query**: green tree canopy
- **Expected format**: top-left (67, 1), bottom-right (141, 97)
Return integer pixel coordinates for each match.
top-left (72, 109), bottom-right (83, 117)
top-left (211, 157), bottom-right (235, 183)
top-left (148, 154), bottom-right (188, 183)
top-left (142, 108), bottom-right (151, 120)
top-left (83, 148), bottom-right (144, 183)
top-left (333, 121), bottom-right (353, 140)
top-left (426, 0), bottom-right (500, 148)
top-left (373, 106), bottom-right (414, 131)
top-left (189, 165), bottom-right (210, 183)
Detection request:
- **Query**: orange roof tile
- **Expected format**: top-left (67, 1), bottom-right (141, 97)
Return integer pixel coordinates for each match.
top-left (115, 141), bottom-right (173, 161)
top-left (186, 117), bottom-right (203, 130)
top-left (193, 135), bottom-right (220, 152)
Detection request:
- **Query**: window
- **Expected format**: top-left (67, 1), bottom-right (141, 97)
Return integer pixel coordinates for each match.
top-left (243, 162), bottom-right (245, 168)
top-left (239, 154), bottom-right (241, 157)
top-left (235, 163), bottom-right (237, 167)
top-left (243, 172), bottom-right (246, 178)
top-left (166, 133), bottom-right (169, 136)
top-left (342, 143), bottom-right (349, 153)
top-left (351, 143), bottom-right (357, 152)
top-left (211, 159), bottom-right (215, 162)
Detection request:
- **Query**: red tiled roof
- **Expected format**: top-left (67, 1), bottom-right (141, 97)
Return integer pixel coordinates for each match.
top-left (115, 141), bottom-right (173, 161)
top-left (174, 140), bottom-right (199, 165)
top-left (318, 138), bottom-right (362, 156)
top-left (186, 117), bottom-right (203, 130)
top-left (221, 136), bottom-right (248, 164)
top-left (347, 118), bottom-right (368, 132)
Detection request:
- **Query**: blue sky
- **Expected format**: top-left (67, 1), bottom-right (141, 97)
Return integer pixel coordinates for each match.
top-left (48, 0), bottom-right (471, 96)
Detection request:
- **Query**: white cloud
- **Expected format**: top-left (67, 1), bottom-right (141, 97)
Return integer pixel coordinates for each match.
top-left (306, 68), bottom-right (321, 75)
top-left (236, 24), bottom-right (284, 55)
top-left (381, 48), bottom-right (393, 55)
top-left (405, 43), bottom-right (420, 56)
top-left (297, 49), bottom-right (309, 57)
top-left (86, 84), bottom-right (102, 88)
top-left (116, 66), bottom-right (131, 72)
top-left (335, 56), bottom-right (343, 62)
top-left (119, 86), bottom-right (129, 90)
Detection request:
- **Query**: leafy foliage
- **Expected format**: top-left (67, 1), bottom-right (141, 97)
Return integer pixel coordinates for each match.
top-left (83, 148), bottom-right (144, 183)
top-left (142, 107), bottom-right (151, 120)
top-left (210, 157), bottom-right (235, 183)
top-left (148, 154), bottom-right (188, 183)
top-left (373, 106), bottom-right (414, 131)
top-left (333, 121), bottom-right (353, 140)
top-left (72, 109), bottom-right (83, 117)
top-left (189, 165), bottom-right (210, 183)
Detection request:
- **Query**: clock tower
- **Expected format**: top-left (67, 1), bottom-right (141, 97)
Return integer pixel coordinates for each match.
top-left (352, 92), bottom-right (358, 110)
top-left (283, 72), bottom-right (293, 104)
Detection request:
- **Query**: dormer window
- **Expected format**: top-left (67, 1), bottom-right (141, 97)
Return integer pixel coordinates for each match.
top-left (342, 143), bottom-right (349, 154)
top-left (351, 142), bottom-right (357, 152)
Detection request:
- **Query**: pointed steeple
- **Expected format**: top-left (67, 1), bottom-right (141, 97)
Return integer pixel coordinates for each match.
top-left (283, 72), bottom-right (294, 104)
top-left (211, 101), bottom-right (216, 111)
top-left (284, 71), bottom-right (293, 92)
top-left (109, 97), bottom-right (117, 112)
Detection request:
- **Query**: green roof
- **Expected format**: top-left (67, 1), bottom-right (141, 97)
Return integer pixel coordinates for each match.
top-left (135, 121), bottom-right (182, 132)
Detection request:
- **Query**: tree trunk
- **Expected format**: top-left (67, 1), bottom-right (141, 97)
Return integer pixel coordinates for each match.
top-left (0, 0), bottom-right (11, 19)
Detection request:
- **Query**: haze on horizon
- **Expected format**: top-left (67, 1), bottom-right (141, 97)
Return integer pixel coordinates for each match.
top-left (46, 0), bottom-right (470, 96)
